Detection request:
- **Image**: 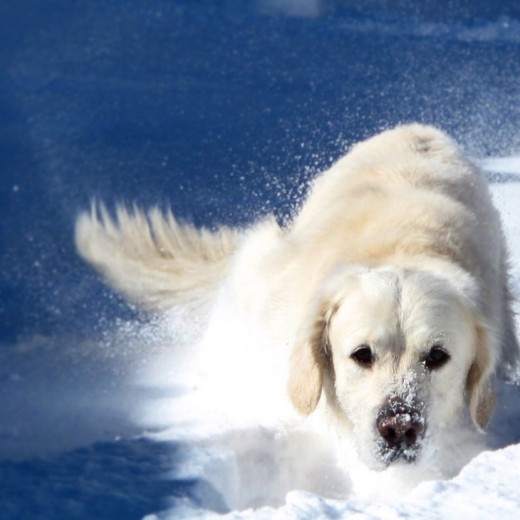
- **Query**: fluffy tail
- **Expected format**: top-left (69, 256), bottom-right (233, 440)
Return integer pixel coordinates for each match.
top-left (75, 204), bottom-right (241, 312)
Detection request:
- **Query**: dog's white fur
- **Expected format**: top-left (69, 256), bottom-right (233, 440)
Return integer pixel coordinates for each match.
top-left (76, 124), bottom-right (518, 473)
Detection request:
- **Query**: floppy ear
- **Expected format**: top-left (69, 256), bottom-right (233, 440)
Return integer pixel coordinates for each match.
top-left (287, 304), bottom-right (333, 416)
top-left (466, 321), bottom-right (496, 430)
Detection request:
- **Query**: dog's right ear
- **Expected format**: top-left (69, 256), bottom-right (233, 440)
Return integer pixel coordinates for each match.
top-left (287, 304), bottom-right (334, 416)
top-left (287, 265), bottom-right (363, 416)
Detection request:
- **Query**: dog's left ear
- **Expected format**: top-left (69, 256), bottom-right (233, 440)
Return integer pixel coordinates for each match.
top-left (287, 304), bottom-right (334, 416)
top-left (466, 321), bottom-right (496, 430)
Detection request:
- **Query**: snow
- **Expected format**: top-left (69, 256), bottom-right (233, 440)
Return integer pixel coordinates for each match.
top-left (123, 156), bottom-right (520, 519)
top-left (144, 445), bottom-right (520, 520)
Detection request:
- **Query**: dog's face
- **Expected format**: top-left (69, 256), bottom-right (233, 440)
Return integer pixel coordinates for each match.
top-left (288, 267), bottom-right (493, 470)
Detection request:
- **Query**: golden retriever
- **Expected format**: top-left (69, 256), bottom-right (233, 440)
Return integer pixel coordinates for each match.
top-left (75, 124), bottom-right (518, 473)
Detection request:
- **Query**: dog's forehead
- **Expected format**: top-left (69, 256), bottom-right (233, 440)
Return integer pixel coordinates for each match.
top-left (331, 270), bottom-right (401, 340)
top-left (330, 268), bottom-right (467, 347)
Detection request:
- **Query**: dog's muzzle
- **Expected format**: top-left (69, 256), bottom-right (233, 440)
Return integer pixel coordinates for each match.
top-left (376, 398), bottom-right (425, 465)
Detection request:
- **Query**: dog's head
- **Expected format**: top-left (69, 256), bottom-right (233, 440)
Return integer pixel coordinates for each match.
top-left (287, 266), bottom-right (495, 470)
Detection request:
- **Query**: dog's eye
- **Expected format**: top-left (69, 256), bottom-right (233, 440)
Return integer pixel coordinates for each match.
top-left (424, 345), bottom-right (450, 370)
top-left (351, 345), bottom-right (374, 367)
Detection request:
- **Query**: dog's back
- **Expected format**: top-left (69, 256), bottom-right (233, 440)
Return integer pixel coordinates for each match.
top-left (288, 124), bottom-right (517, 374)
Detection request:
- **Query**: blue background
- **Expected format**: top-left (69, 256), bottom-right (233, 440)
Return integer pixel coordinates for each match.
top-left (1, 1), bottom-right (520, 518)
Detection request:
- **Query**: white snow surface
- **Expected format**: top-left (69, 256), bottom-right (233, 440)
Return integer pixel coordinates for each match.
top-left (149, 445), bottom-right (520, 520)
top-left (131, 156), bottom-right (520, 519)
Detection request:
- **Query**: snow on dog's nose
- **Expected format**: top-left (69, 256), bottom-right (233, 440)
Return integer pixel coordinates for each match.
top-left (376, 398), bottom-right (425, 464)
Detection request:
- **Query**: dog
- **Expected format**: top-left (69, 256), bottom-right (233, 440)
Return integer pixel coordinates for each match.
top-left (76, 124), bottom-right (518, 475)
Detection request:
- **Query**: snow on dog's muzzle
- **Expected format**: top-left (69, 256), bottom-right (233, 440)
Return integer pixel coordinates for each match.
top-left (376, 397), bottom-right (426, 465)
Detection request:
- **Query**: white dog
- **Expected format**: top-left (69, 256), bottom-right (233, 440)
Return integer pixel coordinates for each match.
top-left (76, 124), bottom-right (518, 476)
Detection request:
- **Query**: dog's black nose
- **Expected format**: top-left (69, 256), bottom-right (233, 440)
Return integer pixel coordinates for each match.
top-left (376, 406), bottom-right (424, 448)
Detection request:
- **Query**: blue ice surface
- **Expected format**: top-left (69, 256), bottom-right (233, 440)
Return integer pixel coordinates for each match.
top-left (0, 439), bottom-right (227, 519)
top-left (1, 1), bottom-right (520, 518)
